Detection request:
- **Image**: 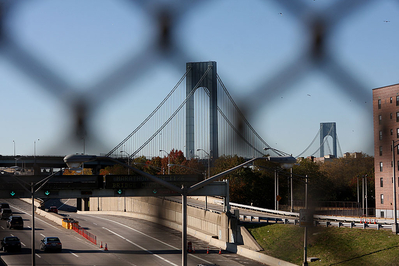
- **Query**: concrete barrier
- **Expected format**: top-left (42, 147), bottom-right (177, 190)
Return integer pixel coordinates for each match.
top-left (20, 198), bottom-right (64, 226)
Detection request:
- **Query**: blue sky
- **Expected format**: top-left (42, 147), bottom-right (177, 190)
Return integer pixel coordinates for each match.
top-left (1, 0), bottom-right (398, 158)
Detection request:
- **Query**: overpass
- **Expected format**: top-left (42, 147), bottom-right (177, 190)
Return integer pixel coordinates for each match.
top-left (0, 174), bottom-right (228, 200)
top-left (0, 155), bottom-right (123, 175)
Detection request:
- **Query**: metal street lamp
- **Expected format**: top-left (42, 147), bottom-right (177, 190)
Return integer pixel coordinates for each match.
top-left (34, 139), bottom-right (40, 158)
top-left (196, 149), bottom-right (210, 178)
top-left (120, 151), bottom-right (131, 175)
top-left (197, 149), bottom-right (211, 211)
top-left (264, 147), bottom-right (296, 211)
top-left (159, 150), bottom-right (170, 175)
top-left (13, 170), bottom-right (62, 266)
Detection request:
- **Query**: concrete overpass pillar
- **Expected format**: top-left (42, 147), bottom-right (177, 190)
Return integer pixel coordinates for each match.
top-left (83, 198), bottom-right (89, 211)
top-left (221, 212), bottom-right (229, 242)
top-left (77, 198), bottom-right (82, 211)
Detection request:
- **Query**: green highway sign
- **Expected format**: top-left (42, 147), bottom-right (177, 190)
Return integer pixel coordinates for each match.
top-left (10, 191), bottom-right (15, 197)
top-left (45, 191), bottom-right (50, 196)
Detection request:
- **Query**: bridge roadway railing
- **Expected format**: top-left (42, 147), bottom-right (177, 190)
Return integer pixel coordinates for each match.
top-left (229, 202), bottom-right (395, 231)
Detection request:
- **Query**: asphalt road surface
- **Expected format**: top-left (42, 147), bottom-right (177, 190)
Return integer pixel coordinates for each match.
top-left (0, 198), bottom-right (269, 266)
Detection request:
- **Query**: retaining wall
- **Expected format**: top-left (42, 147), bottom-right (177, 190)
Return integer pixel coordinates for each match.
top-left (89, 196), bottom-right (228, 241)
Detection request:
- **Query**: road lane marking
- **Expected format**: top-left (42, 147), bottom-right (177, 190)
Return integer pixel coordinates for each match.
top-left (10, 205), bottom-right (61, 231)
top-left (70, 251), bottom-right (79, 257)
top-left (103, 227), bottom-right (178, 266)
top-left (35, 254), bottom-right (41, 258)
top-left (58, 199), bottom-right (71, 210)
top-left (40, 233), bottom-right (46, 238)
top-left (21, 242), bottom-right (26, 246)
top-left (82, 215), bottom-right (213, 265)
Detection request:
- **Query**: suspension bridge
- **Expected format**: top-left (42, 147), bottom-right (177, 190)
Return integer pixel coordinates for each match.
top-left (105, 61), bottom-right (343, 161)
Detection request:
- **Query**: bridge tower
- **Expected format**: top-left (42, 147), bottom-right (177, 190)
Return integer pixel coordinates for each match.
top-left (186, 61), bottom-right (218, 160)
top-left (320, 122), bottom-right (337, 157)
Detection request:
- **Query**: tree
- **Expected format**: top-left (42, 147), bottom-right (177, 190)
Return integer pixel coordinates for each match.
top-left (319, 153), bottom-right (374, 202)
top-left (63, 168), bottom-right (92, 175)
top-left (292, 158), bottom-right (332, 204)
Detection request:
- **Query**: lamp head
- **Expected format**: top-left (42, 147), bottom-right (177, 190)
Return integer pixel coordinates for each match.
top-left (63, 154), bottom-right (97, 170)
top-left (268, 156), bottom-right (297, 169)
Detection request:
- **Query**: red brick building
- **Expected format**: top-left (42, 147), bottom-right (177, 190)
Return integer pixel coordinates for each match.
top-left (373, 83), bottom-right (399, 218)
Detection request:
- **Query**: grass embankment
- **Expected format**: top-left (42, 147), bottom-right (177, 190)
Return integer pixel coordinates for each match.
top-left (246, 223), bottom-right (399, 266)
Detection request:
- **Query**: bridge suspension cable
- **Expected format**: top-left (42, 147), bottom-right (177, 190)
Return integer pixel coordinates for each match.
top-left (117, 65), bottom-right (213, 158)
top-left (105, 66), bottom-right (193, 157)
top-left (216, 74), bottom-right (270, 157)
top-left (295, 127), bottom-right (321, 158)
top-left (310, 125), bottom-right (334, 157)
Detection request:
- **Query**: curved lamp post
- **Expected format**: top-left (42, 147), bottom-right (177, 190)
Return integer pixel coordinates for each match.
top-left (196, 149), bottom-right (210, 178)
top-left (120, 151), bottom-right (131, 175)
top-left (264, 147), bottom-right (295, 211)
top-left (13, 170), bottom-right (63, 266)
top-left (197, 149), bottom-right (211, 210)
top-left (159, 150), bottom-right (170, 175)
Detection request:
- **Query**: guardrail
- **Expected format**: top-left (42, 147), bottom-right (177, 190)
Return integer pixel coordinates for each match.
top-left (229, 202), bottom-right (396, 231)
top-left (71, 221), bottom-right (97, 245)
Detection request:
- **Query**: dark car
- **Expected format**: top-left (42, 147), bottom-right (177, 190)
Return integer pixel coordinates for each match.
top-left (40, 237), bottom-right (62, 252)
top-left (0, 203), bottom-right (10, 211)
top-left (1, 208), bottom-right (12, 220)
top-left (48, 206), bottom-right (58, 214)
top-left (7, 216), bottom-right (23, 229)
top-left (1, 236), bottom-right (21, 252)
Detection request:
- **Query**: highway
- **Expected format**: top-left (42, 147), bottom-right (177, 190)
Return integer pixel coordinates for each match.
top-left (0, 199), bottom-right (268, 266)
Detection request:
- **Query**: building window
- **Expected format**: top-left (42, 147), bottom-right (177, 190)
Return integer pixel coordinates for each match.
top-left (381, 194), bottom-right (384, 204)
top-left (378, 99), bottom-right (381, 109)
top-left (380, 178), bottom-right (383, 187)
top-left (391, 97), bottom-right (393, 104)
top-left (392, 129), bottom-right (394, 135)
top-left (381, 211), bottom-right (385, 218)
top-left (380, 131), bottom-right (383, 140)
top-left (397, 128), bottom-right (399, 138)
top-left (391, 113), bottom-right (393, 119)
top-left (379, 146), bottom-right (383, 156)
top-left (380, 162), bottom-right (383, 172)
top-left (379, 115), bottom-right (382, 125)
top-left (396, 96), bottom-right (399, 106)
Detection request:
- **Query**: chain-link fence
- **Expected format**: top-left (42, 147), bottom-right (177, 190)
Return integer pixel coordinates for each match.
top-left (1, 0), bottom-right (396, 157)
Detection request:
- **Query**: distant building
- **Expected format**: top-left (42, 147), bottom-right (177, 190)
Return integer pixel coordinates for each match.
top-left (313, 154), bottom-right (336, 164)
top-left (373, 83), bottom-right (399, 218)
top-left (343, 152), bottom-right (363, 159)
top-left (305, 154), bottom-right (336, 163)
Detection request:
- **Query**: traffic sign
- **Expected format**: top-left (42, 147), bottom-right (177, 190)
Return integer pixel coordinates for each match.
top-left (45, 191), bottom-right (50, 196)
top-left (10, 191), bottom-right (15, 197)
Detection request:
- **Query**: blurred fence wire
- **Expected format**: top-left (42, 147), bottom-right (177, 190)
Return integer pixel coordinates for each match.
top-left (0, 0), bottom-right (387, 155)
